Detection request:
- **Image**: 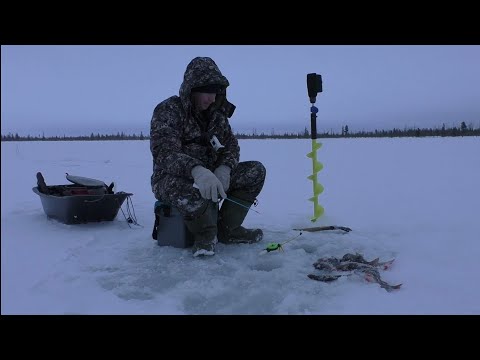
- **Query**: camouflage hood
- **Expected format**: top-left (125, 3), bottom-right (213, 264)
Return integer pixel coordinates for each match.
top-left (179, 57), bottom-right (230, 113)
top-left (150, 56), bottom-right (240, 192)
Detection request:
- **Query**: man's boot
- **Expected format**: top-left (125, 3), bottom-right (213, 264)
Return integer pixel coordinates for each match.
top-left (184, 202), bottom-right (218, 257)
top-left (217, 190), bottom-right (263, 244)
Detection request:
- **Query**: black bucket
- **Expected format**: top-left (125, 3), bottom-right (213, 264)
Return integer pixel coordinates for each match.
top-left (33, 173), bottom-right (133, 224)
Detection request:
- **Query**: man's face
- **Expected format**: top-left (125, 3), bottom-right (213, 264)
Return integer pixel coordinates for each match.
top-left (192, 92), bottom-right (216, 111)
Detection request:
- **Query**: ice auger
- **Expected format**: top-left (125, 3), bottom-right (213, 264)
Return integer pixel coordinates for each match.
top-left (306, 73), bottom-right (324, 221)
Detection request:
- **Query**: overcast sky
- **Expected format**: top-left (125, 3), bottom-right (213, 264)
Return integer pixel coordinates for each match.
top-left (2, 45), bottom-right (479, 136)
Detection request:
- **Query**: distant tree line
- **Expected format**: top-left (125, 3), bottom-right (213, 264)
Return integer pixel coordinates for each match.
top-left (2, 122), bottom-right (479, 142)
top-left (1, 131), bottom-right (146, 142)
top-left (236, 122), bottom-right (479, 139)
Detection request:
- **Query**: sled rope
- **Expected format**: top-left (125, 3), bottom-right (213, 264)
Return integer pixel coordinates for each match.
top-left (119, 195), bottom-right (142, 228)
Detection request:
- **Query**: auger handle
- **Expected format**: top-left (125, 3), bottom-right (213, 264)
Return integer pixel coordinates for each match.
top-left (310, 107), bottom-right (318, 140)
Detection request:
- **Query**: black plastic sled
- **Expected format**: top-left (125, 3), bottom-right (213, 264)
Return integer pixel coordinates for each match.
top-left (33, 172), bottom-right (132, 224)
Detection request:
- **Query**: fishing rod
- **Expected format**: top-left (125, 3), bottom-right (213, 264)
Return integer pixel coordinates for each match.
top-left (222, 196), bottom-right (260, 214)
top-left (259, 226), bottom-right (352, 255)
top-left (193, 183), bottom-right (260, 214)
top-left (259, 232), bottom-right (304, 254)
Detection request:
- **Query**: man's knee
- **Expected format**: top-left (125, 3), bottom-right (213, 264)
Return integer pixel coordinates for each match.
top-left (252, 161), bottom-right (266, 183)
top-left (153, 180), bottom-right (206, 218)
top-left (181, 199), bottom-right (211, 219)
top-left (230, 160), bottom-right (266, 195)
top-left (245, 160), bottom-right (266, 188)
top-left (152, 181), bottom-right (162, 200)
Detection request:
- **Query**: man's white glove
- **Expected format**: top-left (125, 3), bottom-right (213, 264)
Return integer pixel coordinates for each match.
top-left (214, 165), bottom-right (231, 192)
top-left (191, 165), bottom-right (227, 202)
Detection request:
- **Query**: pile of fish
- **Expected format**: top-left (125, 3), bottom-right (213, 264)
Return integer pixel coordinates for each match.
top-left (308, 253), bottom-right (402, 292)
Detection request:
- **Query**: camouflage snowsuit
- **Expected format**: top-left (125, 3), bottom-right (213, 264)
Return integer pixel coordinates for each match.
top-left (150, 57), bottom-right (266, 217)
